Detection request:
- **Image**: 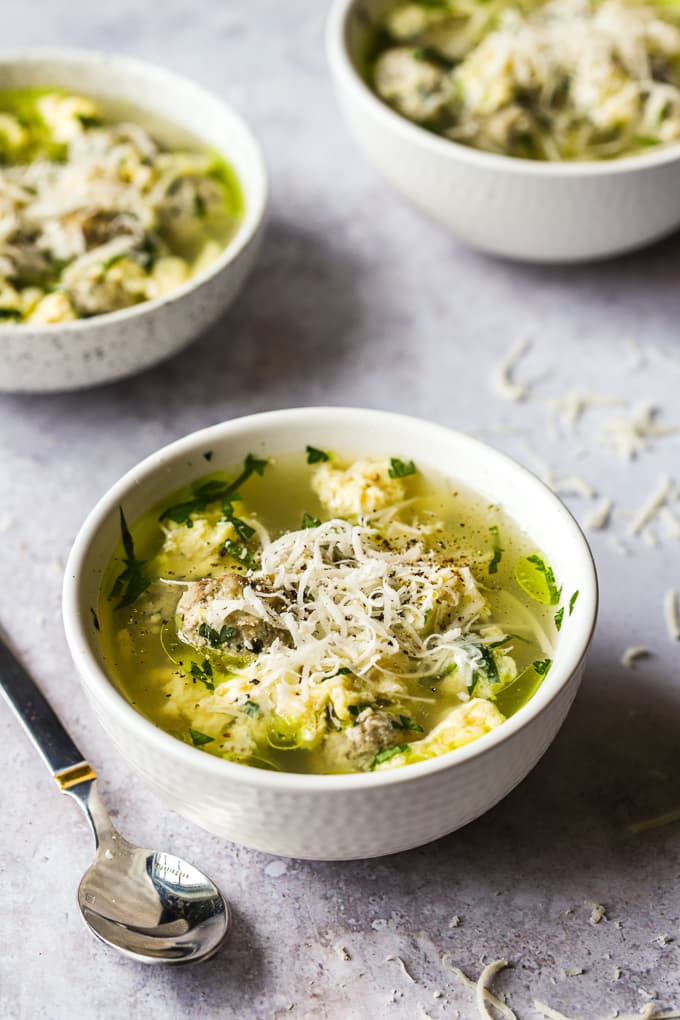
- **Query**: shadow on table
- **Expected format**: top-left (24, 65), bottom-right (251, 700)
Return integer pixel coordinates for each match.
top-left (484, 223), bottom-right (680, 292)
top-left (7, 214), bottom-right (369, 421)
top-left (305, 647), bottom-right (679, 897)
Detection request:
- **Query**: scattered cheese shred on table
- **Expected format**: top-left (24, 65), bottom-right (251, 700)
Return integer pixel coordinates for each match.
top-left (442, 955), bottom-right (517, 1020)
top-left (603, 405), bottom-right (680, 461)
top-left (621, 646), bottom-right (652, 668)
top-left (629, 806), bottom-right (680, 833)
top-left (585, 498), bottom-right (613, 531)
top-left (586, 901), bottom-right (607, 924)
top-left (628, 475), bottom-right (674, 536)
top-left (476, 960), bottom-right (511, 1020)
top-left (534, 1002), bottom-right (579, 1020)
top-left (490, 338), bottom-right (533, 402)
top-left (385, 954), bottom-right (415, 983)
top-left (663, 590), bottom-right (680, 641)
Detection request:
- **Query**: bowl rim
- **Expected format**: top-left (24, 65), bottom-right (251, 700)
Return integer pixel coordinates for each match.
top-left (63, 407), bottom-right (598, 792)
top-left (326, 0), bottom-right (680, 177)
top-left (0, 46), bottom-right (268, 335)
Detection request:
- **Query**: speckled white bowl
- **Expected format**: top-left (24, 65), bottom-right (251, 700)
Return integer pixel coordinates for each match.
top-left (63, 408), bottom-right (598, 860)
top-left (0, 49), bottom-right (267, 392)
top-left (327, 0), bottom-right (680, 262)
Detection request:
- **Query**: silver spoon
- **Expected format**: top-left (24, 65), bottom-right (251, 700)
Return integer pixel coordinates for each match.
top-left (0, 629), bottom-right (230, 963)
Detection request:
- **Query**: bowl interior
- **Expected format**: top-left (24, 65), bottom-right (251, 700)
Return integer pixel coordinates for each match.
top-left (65, 408), bottom-right (598, 782)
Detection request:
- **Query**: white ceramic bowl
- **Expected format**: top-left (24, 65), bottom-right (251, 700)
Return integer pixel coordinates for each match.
top-left (63, 408), bottom-right (598, 860)
top-left (0, 49), bottom-right (267, 392)
top-left (327, 0), bottom-right (680, 262)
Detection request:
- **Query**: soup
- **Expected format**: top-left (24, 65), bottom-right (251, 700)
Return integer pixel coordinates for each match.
top-left (99, 449), bottom-right (573, 774)
top-left (0, 88), bottom-right (242, 323)
top-left (369, 0), bottom-right (680, 161)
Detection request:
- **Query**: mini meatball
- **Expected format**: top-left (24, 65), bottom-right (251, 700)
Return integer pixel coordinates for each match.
top-left (346, 709), bottom-right (401, 762)
top-left (177, 573), bottom-right (288, 655)
top-left (63, 252), bottom-right (149, 316)
top-left (28, 291), bottom-right (77, 324)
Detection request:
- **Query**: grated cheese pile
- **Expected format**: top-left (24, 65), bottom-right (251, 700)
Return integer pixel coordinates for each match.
top-left (373, 0), bottom-right (680, 160)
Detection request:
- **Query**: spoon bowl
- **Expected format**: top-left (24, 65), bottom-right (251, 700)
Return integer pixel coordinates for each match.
top-left (72, 781), bottom-right (230, 963)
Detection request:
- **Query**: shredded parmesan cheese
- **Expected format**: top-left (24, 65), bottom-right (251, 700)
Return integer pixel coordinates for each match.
top-left (627, 476), bottom-right (674, 536)
top-left (586, 901), bottom-right (607, 925)
top-left (663, 589), bottom-right (680, 641)
top-left (604, 405), bottom-right (680, 461)
top-left (385, 954), bottom-right (416, 983)
top-left (475, 960), bottom-right (511, 1020)
top-left (442, 956), bottom-right (517, 1020)
top-left (620, 646), bottom-right (651, 668)
top-left (490, 338), bottom-right (533, 402)
top-left (585, 498), bottom-right (613, 531)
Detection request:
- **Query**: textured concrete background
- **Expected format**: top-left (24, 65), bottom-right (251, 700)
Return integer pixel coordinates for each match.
top-left (0, 2), bottom-right (679, 1018)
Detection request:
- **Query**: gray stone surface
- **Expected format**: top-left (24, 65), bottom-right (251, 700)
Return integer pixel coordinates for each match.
top-left (1, 2), bottom-right (679, 1017)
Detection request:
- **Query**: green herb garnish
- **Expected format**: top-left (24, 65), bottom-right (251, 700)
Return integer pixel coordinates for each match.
top-left (109, 507), bottom-right (151, 609)
top-left (306, 445), bottom-right (330, 464)
top-left (554, 607), bottom-right (564, 631)
top-left (370, 744), bottom-right (409, 769)
top-left (569, 590), bottom-right (580, 615)
top-left (220, 538), bottom-right (255, 566)
top-left (159, 453), bottom-right (268, 527)
top-left (349, 702), bottom-right (374, 717)
top-left (391, 715), bottom-right (424, 733)
top-left (0, 308), bottom-right (21, 321)
top-left (488, 524), bottom-right (503, 574)
top-left (243, 699), bottom-right (260, 717)
top-left (388, 457), bottom-right (417, 479)
top-left (222, 500), bottom-right (256, 543)
top-left (198, 622), bottom-right (238, 648)
top-left (533, 658), bottom-right (552, 676)
top-left (189, 728), bottom-right (214, 746)
top-left (190, 659), bottom-right (214, 690)
top-left (101, 250), bottom-right (128, 272)
top-left (302, 512), bottom-right (321, 529)
top-left (328, 667), bottom-right (352, 680)
top-left (193, 191), bottom-right (207, 218)
top-left (514, 553), bottom-right (562, 606)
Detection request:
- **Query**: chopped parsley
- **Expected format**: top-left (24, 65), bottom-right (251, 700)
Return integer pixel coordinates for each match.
top-left (370, 744), bottom-right (409, 769)
top-left (189, 728), bottom-right (214, 747)
top-left (488, 525), bottom-right (503, 574)
top-left (190, 659), bottom-right (214, 690)
top-left (391, 714), bottom-right (424, 733)
top-left (0, 308), bottom-right (21, 321)
top-left (554, 606), bottom-right (564, 631)
top-left (243, 699), bottom-right (260, 716)
top-left (302, 512), bottom-right (321, 529)
top-left (198, 622), bottom-right (238, 648)
top-left (569, 590), bottom-right (580, 615)
top-left (328, 667), bottom-right (352, 680)
top-left (349, 702), bottom-right (374, 717)
top-left (388, 457), bottom-right (417, 479)
top-left (220, 538), bottom-right (256, 566)
top-left (306, 445), bottom-right (331, 464)
top-left (533, 658), bottom-right (552, 676)
top-left (514, 553), bottom-right (562, 606)
top-left (222, 499), bottom-right (256, 543)
top-left (159, 453), bottom-right (268, 527)
top-left (109, 507), bottom-right (151, 609)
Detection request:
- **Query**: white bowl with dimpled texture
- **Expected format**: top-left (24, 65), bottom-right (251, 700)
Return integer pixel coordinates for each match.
top-left (0, 49), bottom-right (267, 392)
top-left (63, 408), bottom-right (598, 860)
top-left (326, 0), bottom-right (680, 263)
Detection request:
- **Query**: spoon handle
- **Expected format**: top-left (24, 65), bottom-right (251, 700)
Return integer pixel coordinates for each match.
top-left (0, 629), bottom-right (95, 790)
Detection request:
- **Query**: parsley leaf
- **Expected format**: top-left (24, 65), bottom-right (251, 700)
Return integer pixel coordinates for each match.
top-left (220, 538), bottom-right (255, 566)
top-left (109, 507), bottom-right (151, 609)
top-left (391, 714), bottom-right (424, 733)
top-left (554, 606), bottom-right (564, 631)
top-left (189, 728), bottom-right (214, 746)
top-left (569, 590), bottom-right (580, 615)
top-left (159, 453), bottom-right (268, 527)
top-left (0, 308), bottom-right (21, 321)
top-left (370, 744), bottom-right (409, 769)
top-left (243, 699), bottom-right (260, 716)
top-left (388, 457), bottom-right (417, 479)
top-left (533, 658), bottom-right (552, 676)
top-left (488, 524), bottom-right (503, 574)
top-left (190, 659), bottom-right (214, 690)
top-left (198, 622), bottom-right (238, 648)
top-left (306, 445), bottom-right (330, 464)
top-left (222, 499), bottom-right (256, 543)
top-left (302, 512), bottom-right (321, 529)
top-left (328, 666), bottom-right (352, 680)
